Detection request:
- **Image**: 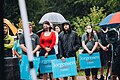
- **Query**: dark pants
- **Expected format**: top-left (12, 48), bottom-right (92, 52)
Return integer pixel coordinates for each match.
top-left (99, 50), bottom-right (107, 66)
top-left (4, 49), bottom-right (12, 57)
top-left (82, 50), bottom-right (98, 77)
top-left (39, 48), bottom-right (55, 79)
top-left (112, 61), bottom-right (120, 79)
top-left (85, 68), bottom-right (98, 76)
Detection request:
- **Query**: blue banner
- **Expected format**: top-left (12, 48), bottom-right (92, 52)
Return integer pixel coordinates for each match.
top-left (39, 55), bottom-right (57, 74)
top-left (52, 57), bottom-right (77, 78)
top-left (20, 54), bottom-right (40, 80)
top-left (79, 52), bottom-right (101, 69)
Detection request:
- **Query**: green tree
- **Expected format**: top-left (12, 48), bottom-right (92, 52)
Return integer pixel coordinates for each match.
top-left (72, 6), bottom-right (106, 37)
top-left (4, 0), bottom-right (20, 26)
top-left (4, 0), bottom-right (120, 32)
top-left (104, 0), bottom-right (120, 14)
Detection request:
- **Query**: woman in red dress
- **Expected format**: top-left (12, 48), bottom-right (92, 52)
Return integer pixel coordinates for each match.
top-left (39, 21), bottom-right (56, 80)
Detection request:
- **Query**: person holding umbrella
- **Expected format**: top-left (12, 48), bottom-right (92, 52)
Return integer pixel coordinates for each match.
top-left (39, 21), bottom-right (56, 80)
top-left (98, 27), bottom-right (112, 80)
top-left (99, 11), bottom-right (120, 80)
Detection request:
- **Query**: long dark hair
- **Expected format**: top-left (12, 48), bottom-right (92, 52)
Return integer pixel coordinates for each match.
top-left (54, 25), bottom-right (62, 34)
top-left (43, 21), bottom-right (52, 32)
top-left (86, 26), bottom-right (94, 41)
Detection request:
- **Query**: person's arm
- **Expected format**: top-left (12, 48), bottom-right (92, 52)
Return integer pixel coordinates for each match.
top-left (106, 43), bottom-right (111, 48)
top-left (13, 50), bottom-right (22, 59)
top-left (49, 32), bottom-right (56, 49)
top-left (82, 41), bottom-right (90, 53)
top-left (20, 44), bottom-right (27, 53)
top-left (44, 32), bottom-right (56, 57)
top-left (58, 33), bottom-right (64, 58)
top-left (58, 33), bottom-right (66, 62)
top-left (32, 45), bottom-right (40, 54)
top-left (12, 41), bottom-right (16, 56)
top-left (33, 35), bottom-right (40, 54)
top-left (91, 34), bottom-right (98, 53)
top-left (98, 32), bottom-right (108, 51)
top-left (4, 36), bottom-right (14, 49)
top-left (40, 32), bottom-right (46, 50)
top-left (73, 33), bottom-right (81, 52)
top-left (19, 35), bottom-right (27, 53)
top-left (82, 34), bottom-right (90, 53)
top-left (91, 42), bottom-right (98, 52)
top-left (98, 41), bottom-right (108, 51)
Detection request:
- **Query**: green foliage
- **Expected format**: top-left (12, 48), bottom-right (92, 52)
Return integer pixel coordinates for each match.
top-left (16, 18), bottom-right (35, 29)
top-left (72, 6), bottom-right (106, 37)
top-left (104, 0), bottom-right (120, 14)
top-left (4, 0), bottom-right (120, 33)
top-left (4, 0), bottom-right (20, 26)
top-left (16, 18), bottom-right (22, 29)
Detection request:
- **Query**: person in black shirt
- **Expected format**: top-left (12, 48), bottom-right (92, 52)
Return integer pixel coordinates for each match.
top-left (19, 22), bottom-right (40, 79)
top-left (98, 27), bottom-right (111, 80)
top-left (59, 21), bottom-right (81, 80)
top-left (20, 22), bottom-right (40, 56)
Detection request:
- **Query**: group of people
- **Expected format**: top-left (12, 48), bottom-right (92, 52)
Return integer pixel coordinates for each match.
top-left (4, 20), bottom-right (120, 80)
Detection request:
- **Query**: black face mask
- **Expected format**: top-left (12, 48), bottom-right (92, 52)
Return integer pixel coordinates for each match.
top-left (18, 33), bottom-right (22, 39)
top-left (102, 27), bottom-right (107, 31)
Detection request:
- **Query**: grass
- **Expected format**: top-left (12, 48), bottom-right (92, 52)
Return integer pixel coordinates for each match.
top-left (78, 70), bottom-right (85, 76)
top-left (77, 68), bottom-right (107, 76)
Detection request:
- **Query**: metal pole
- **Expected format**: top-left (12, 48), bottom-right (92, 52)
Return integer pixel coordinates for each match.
top-left (18, 0), bottom-right (37, 80)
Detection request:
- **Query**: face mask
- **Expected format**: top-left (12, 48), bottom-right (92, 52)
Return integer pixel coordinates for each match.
top-left (101, 28), bottom-right (108, 33)
top-left (102, 27), bottom-right (107, 31)
top-left (18, 33), bottom-right (22, 39)
top-left (87, 29), bottom-right (92, 33)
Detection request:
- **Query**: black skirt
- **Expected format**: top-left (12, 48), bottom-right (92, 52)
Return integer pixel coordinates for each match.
top-left (39, 48), bottom-right (55, 56)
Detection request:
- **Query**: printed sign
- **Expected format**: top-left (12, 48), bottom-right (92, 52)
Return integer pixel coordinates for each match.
top-left (79, 52), bottom-right (101, 69)
top-left (52, 57), bottom-right (77, 78)
top-left (39, 55), bottom-right (57, 74)
top-left (20, 54), bottom-right (40, 80)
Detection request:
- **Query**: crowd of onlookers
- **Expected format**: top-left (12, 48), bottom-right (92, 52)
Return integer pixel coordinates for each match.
top-left (4, 20), bottom-right (120, 80)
